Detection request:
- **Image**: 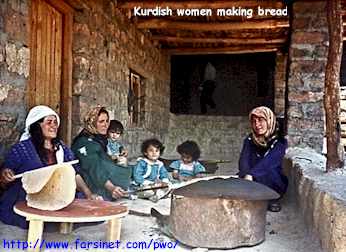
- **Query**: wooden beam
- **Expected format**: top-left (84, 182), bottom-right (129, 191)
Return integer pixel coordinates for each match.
top-left (152, 36), bottom-right (286, 45)
top-left (137, 19), bottom-right (289, 30)
top-left (166, 45), bottom-right (280, 55)
top-left (118, 0), bottom-right (286, 10)
top-left (325, 0), bottom-right (344, 170)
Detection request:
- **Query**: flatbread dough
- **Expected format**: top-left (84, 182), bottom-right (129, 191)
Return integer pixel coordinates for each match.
top-left (22, 164), bottom-right (76, 210)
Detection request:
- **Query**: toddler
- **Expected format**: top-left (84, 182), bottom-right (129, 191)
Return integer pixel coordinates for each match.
top-left (170, 140), bottom-right (206, 181)
top-left (132, 138), bottom-right (170, 201)
top-left (107, 120), bottom-right (128, 165)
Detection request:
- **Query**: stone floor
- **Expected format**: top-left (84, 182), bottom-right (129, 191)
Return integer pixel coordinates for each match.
top-left (0, 196), bottom-right (323, 252)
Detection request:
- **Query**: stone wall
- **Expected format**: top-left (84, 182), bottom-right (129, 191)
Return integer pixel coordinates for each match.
top-left (287, 1), bottom-right (328, 152)
top-left (285, 148), bottom-right (346, 252)
top-left (0, 0), bottom-right (29, 162)
top-left (0, 0), bottom-right (171, 161)
top-left (71, 0), bottom-right (171, 155)
top-left (274, 52), bottom-right (287, 117)
top-left (164, 114), bottom-right (250, 174)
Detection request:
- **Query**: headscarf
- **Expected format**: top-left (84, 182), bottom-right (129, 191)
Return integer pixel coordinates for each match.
top-left (249, 106), bottom-right (277, 148)
top-left (80, 105), bottom-right (109, 151)
top-left (20, 105), bottom-right (60, 141)
top-left (83, 105), bottom-right (108, 135)
top-left (20, 105), bottom-right (64, 163)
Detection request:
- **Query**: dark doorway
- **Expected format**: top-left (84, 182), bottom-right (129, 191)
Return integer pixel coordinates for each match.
top-left (170, 53), bottom-right (276, 116)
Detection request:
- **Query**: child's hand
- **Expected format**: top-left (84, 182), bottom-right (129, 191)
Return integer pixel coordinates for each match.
top-left (179, 175), bottom-right (190, 182)
top-left (119, 149), bottom-right (128, 157)
top-left (172, 171), bottom-right (179, 179)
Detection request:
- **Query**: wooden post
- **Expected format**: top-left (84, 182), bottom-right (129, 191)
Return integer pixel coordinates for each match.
top-left (325, 0), bottom-right (344, 171)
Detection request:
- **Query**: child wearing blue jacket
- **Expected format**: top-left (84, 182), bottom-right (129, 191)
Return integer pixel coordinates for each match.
top-left (132, 138), bottom-right (170, 201)
top-left (170, 140), bottom-right (206, 181)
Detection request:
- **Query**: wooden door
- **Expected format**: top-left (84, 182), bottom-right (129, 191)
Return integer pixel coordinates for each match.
top-left (29, 0), bottom-right (73, 144)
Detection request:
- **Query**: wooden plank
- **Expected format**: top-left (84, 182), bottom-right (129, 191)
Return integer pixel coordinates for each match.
top-left (41, 1), bottom-right (48, 106)
top-left (60, 5), bottom-right (73, 145)
top-left (50, 6), bottom-right (57, 111)
top-left (137, 19), bottom-right (289, 30)
top-left (28, 0), bottom-right (39, 109)
top-left (167, 45), bottom-right (279, 55)
top-left (118, 0), bottom-right (286, 10)
top-left (46, 3), bottom-right (53, 108)
top-left (53, 7), bottom-right (62, 113)
top-left (36, 0), bottom-right (44, 105)
top-left (152, 36), bottom-right (286, 45)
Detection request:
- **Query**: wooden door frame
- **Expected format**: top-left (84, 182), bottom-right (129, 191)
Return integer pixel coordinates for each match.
top-left (29, 0), bottom-right (74, 145)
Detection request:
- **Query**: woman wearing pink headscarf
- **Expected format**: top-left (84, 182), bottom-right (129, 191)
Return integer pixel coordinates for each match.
top-left (238, 106), bottom-right (288, 212)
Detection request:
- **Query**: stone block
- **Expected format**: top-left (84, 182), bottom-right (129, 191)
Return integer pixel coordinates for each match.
top-left (5, 43), bottom-right (29, 77)
top-left (292, 32), bottom-right (327, 45)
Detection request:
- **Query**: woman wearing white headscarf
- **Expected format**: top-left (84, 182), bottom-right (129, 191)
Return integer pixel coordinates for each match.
top-left (0, 105), bottom-right (99, 229)
top-left (238, 106), bottom-right (288, 212)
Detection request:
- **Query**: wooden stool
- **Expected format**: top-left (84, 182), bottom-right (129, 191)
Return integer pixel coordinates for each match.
top-left (14, 199), bottom-right (128, 252)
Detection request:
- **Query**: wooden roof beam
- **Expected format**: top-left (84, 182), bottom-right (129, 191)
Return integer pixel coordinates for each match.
top-left (118, 1), bottom-right (286, 10)
top-left (137, 19), bottom-right (289, 30)
top-left (166, 45), bottom-right (280, 55)
top-left (152, 36), bottom-right (286, 45)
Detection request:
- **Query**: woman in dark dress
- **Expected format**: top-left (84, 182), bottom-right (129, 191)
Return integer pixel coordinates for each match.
top-left (238, 106), bottom-right (288, 212)
top-left (0, 105), bottom-right (96, 228)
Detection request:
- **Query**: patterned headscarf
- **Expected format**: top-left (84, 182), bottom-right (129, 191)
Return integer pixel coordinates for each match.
top-left (249, 106), bottom-right (277, 147)
top-left (83, 106), bottom-right (108, 135)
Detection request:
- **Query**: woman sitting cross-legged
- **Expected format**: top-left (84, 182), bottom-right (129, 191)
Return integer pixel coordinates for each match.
top-left (71, 106), bottom-right (132, 201)
top-left (0, 105), bottom-right (99, 229)
top-left (238, 106), bottom-right (288, 212)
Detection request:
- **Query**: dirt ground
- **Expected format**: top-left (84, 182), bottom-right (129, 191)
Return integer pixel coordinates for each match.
top-left (0, 195), bottom-right (323, 252)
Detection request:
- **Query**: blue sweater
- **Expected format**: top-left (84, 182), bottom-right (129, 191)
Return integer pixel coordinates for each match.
top-left (238, 136), bottom-right (288, 195)
top-left (133, 158), bottom-right (169, 185)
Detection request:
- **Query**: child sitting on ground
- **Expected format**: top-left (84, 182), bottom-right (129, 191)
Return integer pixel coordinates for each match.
top-left (107, 120), bottom-right (128, 166)
top-left (170, 140), bottom-right (206, 181)
top-left (132, 138), bottom-right (170, 202)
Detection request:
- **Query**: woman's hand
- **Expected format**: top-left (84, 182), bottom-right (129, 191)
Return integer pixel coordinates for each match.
top-left (89, 194), bottom-right (103, 201)
top-left (105, 180), bottom-right (125, 199)
top-left (1, 168), bottom-right (15, 184)
top-left (111, 186), bottom-right (125, 199)
top-left (244, 174), bottom-right (253, 181)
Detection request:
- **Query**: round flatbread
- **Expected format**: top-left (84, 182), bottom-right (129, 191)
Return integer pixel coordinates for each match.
top-left (22, 164), bottom-right (76, 210)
